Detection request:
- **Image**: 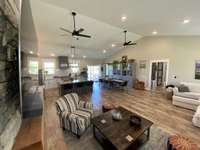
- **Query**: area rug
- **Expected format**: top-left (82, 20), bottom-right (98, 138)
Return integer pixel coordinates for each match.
top-left (63, 124), bottom-right (170, 150)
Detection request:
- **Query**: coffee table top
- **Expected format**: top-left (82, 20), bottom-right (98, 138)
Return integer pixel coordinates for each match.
top-left (92, 107), bottom-right (153, 150)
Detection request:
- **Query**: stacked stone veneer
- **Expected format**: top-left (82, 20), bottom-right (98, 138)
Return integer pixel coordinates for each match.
top-left (0, 56), bottom-right (21, 150)
top-left (0, 0), bottom-right (21, 150)
top-left (0, 101), bottom-right (21, 150)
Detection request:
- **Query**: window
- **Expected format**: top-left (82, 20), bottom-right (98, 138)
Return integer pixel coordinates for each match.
top-left (28, 60), bottom-right (39, 74)
top-left (87, 65), bottom-right (101, 81)
top-left (70, 64), bottom-right (79, 73)
top-left (44, 61), bottom-right (55, 75)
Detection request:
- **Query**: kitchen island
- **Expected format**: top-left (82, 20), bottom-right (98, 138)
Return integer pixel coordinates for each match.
top-left (58, 79), bottom-right (93, 96)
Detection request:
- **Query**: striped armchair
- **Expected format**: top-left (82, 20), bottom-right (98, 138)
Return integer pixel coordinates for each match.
top-left (55, 93), bottom-right (93, 137)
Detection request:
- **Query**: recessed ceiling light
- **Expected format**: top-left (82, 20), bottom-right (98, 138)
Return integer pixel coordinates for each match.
top-left (152, 31), bottom-right (157, 35)
top-left (29, 51), bottom-right (33, 54)
top-left (51, 53), bottom-right (55, 57)
top-left (183, 19), bottom-right (190, 24)
top-left (121, 15), bottom-right (127, 22)
top-left (103, 49), bottom-right (106, 53)
top-left (111, 44), bottom-right (116, 47)
top-left (83, 55), bottom-right (86, 58)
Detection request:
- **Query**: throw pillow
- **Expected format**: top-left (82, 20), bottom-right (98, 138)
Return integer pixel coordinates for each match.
top-left (178, 84), bottom-right (190, 92)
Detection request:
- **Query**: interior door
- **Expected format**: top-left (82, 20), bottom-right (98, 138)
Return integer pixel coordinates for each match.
top-left (151, 62), bottom-right (157, 89)
top-left (157, 62), bottom-right (164, 86)
top-left (151, 63), bottom-right (157, 81)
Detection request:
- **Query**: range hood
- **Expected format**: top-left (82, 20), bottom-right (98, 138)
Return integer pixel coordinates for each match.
top-left (58, 56), bottom-right (69, 69)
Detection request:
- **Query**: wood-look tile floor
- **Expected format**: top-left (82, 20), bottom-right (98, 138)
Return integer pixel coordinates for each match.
top-left (43, 83), bottom-right (200, 150)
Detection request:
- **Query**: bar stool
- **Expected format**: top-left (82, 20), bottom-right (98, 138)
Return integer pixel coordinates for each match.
top-left (74, 82), bottom-right (84, 94)
top-left (63, 83), bottom-right (73, 95)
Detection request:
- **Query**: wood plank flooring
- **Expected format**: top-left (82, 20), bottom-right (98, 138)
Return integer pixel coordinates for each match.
top-left (13, 117), bottom-right (43, 150)
top-left (43, 83), bottom-right (200, 149)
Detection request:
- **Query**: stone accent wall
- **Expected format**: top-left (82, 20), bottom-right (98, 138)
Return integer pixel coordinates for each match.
top-left (0, 101), bottom-right (21, 150)
top-left (0, 0), bottom-right (21, 150)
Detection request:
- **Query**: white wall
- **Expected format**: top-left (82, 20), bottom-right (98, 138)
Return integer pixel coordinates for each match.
top-left (21, 0), bottom-right (39, 51)
top-left (22, 52), bottom-right (103, 76)
top-left (107, 36), bottom-right (200, 88)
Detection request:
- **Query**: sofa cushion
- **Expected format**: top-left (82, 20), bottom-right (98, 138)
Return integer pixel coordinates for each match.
top-left (175, 92), bottom-right (200, 100)
top-left (192, 106), bottom-right (200, 127)
top-left (181, 82), bottom-right (200, 93)
top-left (178, 84), bottom-right (190, 92)
top-left (173, 95), bottom-right (200, 105)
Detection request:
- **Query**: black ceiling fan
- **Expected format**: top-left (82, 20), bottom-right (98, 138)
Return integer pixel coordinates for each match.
top-left (123, 30), bottom-right (136, 46)
top-left (60, 12), bottom-right (91, 38)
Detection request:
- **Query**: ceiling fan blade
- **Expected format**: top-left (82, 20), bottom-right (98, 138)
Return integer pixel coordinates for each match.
top-left (77, 28), bottom-right (84, 33)
top-left (60, 27), bottom-right (72, 33)
top-left (128, 43), bottom-right (137, 45)
top-left (127, 41), bottom-right (132, 44)
top-left (123, 42), bottom-right (127, 46)
top-left (77, 33), bottom-right (91, 38)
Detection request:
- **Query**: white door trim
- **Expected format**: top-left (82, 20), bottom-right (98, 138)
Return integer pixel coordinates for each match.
top-left (148, 59), bottom-right (170, 89)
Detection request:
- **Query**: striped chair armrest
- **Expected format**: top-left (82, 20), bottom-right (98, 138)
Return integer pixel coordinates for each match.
top-left (79, 101), bottom-right (93, 110)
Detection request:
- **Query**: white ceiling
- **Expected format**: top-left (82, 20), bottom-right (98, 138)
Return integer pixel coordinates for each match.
top-left (21, 0), bottom-right (200, 58)
top-left (41, 0), bottom-right (200, 36)
top-left (21, 0), bottom-right (141, 59)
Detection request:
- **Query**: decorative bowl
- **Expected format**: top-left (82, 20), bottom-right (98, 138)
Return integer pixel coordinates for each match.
top-left (111, 109), bottom-right (122, 121)
top-left (129, 115), bottom-right (141, 126)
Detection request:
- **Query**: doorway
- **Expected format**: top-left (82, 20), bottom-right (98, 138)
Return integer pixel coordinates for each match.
top-left (149, 60), bottom-right (169, 90)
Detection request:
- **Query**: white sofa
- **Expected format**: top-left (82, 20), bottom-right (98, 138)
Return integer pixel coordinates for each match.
top-left (193, 105), bottom-right (200, 127)
top-left (172, 82), bottom-right (200, 110)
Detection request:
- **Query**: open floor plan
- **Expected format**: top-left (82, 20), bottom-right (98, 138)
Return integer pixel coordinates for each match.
top-left (1, 0), bottom-right (200, 150)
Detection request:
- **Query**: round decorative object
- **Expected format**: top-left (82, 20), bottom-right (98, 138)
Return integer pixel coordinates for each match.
top-left (167, 135), bottom-right (198, 150)
top-left (102, 102), bottom-right (115, 113)
top-left (111, 109), bottom-right (122, 121)
top-left (129, 115), bottom-right (141, 126)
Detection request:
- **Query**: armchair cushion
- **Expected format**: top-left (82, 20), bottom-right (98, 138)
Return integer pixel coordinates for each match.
top-left (62, 110), bottom-right (92, 136)
top-left (68, 113), bottom-right (87, 135)
top-left (79, 101), bottom-right (93, 110)
top-left (73, 110), bottom-right (92, 127)
top-left (78, 107), bottom-right (93, 118)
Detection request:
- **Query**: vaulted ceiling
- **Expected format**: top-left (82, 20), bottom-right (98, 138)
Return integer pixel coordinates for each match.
top-left (21, 0), bottom-right (200, 59)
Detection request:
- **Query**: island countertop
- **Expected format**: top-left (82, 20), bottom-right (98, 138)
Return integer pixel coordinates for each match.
top-left (57, 79), bottom-right (93, 85)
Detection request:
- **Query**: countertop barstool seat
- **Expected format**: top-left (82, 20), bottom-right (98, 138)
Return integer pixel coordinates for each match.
top-left (64, 83), bottom-right (74, 94)
top-left (74, 82), bottom-right (84, 94)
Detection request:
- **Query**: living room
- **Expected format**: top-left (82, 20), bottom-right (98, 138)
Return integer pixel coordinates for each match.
top-left (1, 0), bottom-right (200, 150)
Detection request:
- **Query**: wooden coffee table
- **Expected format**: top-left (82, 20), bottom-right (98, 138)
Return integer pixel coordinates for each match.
top-left (92, 107), bottom-right (153, 150)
